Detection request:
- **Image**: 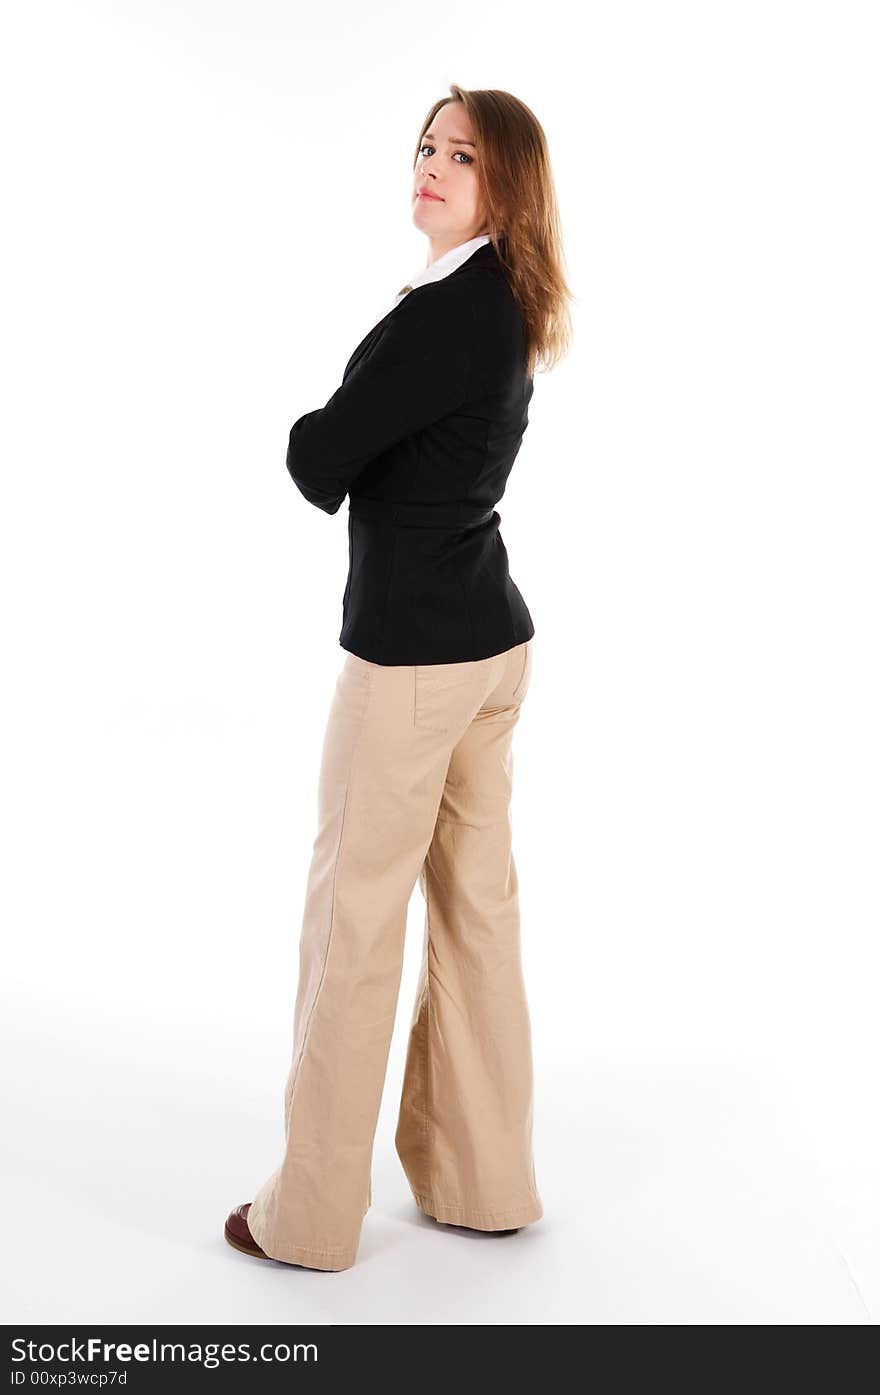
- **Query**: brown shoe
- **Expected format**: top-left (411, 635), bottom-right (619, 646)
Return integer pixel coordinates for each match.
top-left (224, 1202), bottom-right (268, 1259)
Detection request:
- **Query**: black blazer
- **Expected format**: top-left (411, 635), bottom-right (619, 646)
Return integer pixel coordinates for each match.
top-left (285, 239), bottom-right (536, 665)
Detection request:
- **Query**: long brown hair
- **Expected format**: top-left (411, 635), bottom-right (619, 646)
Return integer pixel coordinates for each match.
top-left (414, 86), bottom-right (575, 378)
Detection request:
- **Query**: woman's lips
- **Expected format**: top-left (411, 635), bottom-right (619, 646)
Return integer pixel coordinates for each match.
top-left (418, 189), bottom-right (443, 201)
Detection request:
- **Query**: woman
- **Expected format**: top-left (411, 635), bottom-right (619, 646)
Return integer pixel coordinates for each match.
top-left (225, 85), bottom-right (573, 1271)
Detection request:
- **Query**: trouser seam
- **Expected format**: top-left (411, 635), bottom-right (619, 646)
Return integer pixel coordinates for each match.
top-left (284, 665), bottom-right (374, 1118)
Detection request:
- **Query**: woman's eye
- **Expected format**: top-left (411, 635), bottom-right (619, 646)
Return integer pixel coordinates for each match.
top-left (419, 143), bottom-right (473, 165)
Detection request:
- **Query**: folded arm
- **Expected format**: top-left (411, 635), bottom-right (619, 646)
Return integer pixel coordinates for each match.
top-left (285, 284), bottom-right (475, 514)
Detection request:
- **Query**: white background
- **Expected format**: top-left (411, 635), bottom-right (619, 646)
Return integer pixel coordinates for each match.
top-left (1, 0), bottom-right (877, 1324)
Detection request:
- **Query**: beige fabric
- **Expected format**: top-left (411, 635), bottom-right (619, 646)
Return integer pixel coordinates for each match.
top-left (246, 638), bottom-right (542, 1270)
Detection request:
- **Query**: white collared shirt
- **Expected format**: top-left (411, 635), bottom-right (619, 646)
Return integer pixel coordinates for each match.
top-left (357, 234), bottom-right (491, 343)
top-left (392, 233), bottom-right (491, 308)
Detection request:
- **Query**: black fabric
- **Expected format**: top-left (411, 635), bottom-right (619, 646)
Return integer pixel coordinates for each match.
top-left (285, 240), bottom-right (536, 665)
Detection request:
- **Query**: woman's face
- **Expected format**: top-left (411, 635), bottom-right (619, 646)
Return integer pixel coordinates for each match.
top-left (412, 102), bottom-right (489, 244)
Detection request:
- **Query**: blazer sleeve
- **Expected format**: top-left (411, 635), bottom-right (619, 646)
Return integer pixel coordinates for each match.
top-left (285, 282), bottom-right (476, 514)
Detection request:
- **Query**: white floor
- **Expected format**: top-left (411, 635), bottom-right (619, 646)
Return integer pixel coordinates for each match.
top-left (2, 981), bottom-right (873, 1325)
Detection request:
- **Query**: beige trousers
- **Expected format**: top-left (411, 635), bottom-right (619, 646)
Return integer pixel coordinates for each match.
top-left (246, 638), bottom-right (542, 1270)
